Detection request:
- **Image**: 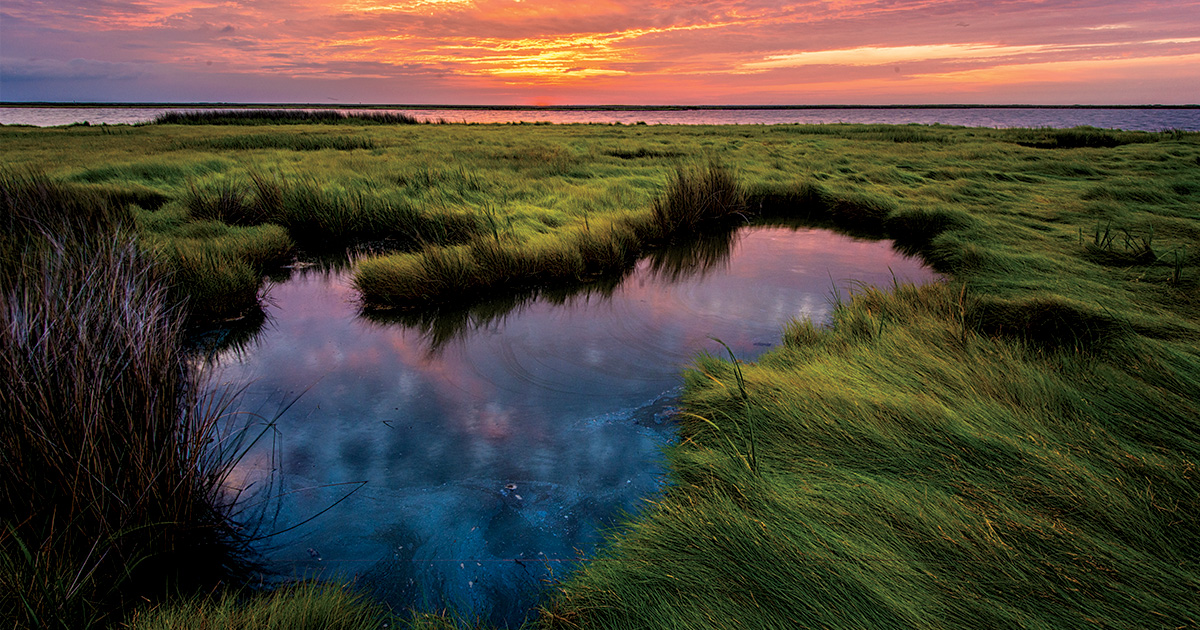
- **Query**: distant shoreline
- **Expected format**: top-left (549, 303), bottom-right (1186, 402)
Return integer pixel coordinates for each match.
top-left (2, 102), bottom-right (1198, 110)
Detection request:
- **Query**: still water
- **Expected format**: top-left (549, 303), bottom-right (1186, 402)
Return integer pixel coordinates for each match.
top-left (206, 226), bottom-right (937, 624)
top-left (3, 105), bottom-right (1199, 130)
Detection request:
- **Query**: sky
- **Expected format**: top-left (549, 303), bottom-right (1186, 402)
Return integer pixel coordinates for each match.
top-left (1, 0), bottom-right (1198, 105)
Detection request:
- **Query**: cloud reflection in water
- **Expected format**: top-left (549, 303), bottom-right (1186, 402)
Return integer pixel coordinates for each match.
top-left (207, 225), bottom-right (938, 625)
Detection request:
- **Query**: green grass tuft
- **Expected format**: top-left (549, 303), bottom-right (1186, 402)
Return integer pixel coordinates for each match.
top-left (646, 160), bottom-right (748, 240)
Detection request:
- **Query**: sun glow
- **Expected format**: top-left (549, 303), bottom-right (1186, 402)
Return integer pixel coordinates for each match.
top-left (3, 0), bottom-right (1198, 103)
top-left (339, 0), bottom-right (475, 11)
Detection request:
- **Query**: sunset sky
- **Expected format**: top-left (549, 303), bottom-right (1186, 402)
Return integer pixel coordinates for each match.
top-left (2, 0), bottom-right (1198, 105)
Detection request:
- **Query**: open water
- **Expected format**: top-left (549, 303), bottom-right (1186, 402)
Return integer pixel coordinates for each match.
top-left (202, 225), bottom-right (938, 625)
top-left (2, 105), bottom-right (1198, 130)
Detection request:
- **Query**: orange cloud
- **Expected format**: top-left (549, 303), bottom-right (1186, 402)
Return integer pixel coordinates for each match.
top-left (3, 0), bottom-right (1199, 103)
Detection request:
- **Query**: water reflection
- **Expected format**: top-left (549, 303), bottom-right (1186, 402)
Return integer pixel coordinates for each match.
top-left (205, 226), bottom-right (938, 625)
top-left (361, 275), bottom-right (627, 355)
top-left (644, 227), bottom-right (740, 283)
top-left (6, 106), bottom-right (1200, 130)
top-left (361, 229), bottom-right (741, 354)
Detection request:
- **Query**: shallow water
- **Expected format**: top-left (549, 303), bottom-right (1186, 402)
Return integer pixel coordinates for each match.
top-left (206, 226), bottom-right (938, 624)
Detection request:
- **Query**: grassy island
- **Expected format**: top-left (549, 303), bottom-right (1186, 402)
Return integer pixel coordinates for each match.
top-left (2, 116), bottom-right (1197, 629)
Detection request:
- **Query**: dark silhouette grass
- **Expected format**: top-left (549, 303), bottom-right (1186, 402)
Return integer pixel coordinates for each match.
top-left (153, 109), bottom-right (421, 125)
top-left (1, 173), bottom-right (260, 629)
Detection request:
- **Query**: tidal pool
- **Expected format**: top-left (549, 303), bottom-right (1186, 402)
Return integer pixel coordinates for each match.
top-left (205, 225), bottom-right (938, 624)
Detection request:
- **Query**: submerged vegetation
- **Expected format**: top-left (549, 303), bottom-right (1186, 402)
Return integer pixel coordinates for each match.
top-left (1, 119), bottom-right (1198, 628)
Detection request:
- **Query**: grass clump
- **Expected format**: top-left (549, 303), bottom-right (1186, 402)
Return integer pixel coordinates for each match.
top-left (184, 178), bottom-right (261, 226)
top-left (356, 221), bottom-right (640, 308)
top-left (144, 223), bottom-right (293, 320)
top-left (646, 160), bottom-right (747, 240)
top-left (968, 293), bottom-right (1129, 350)
top-left (1011, 126), bottom-right (1159, 149)
top-left (154, 109), bottom-right (421, 125)
top-left (1, 175), bottom-right (257, 628)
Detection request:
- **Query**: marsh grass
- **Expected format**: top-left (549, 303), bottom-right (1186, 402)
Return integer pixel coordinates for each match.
top-left (1, 174), bottom-right (260, 628)
top-left (154, 109), bottom-right (421, 125)
top-left (174, 133), bottom-right (376, 152)
top-left (542, 282), bottom-right (1200, 630)
top-left (646, 160), bottom-right (747, 240)
top-left (355, 221), bottom-right (640, 308)
top-left (1011, 125), bottom-right (1158, 149)
top-left (746, 181), bottom-right (895, 236)
top-left (396, 164), bottom-right (486, 194)
top-left (182, 173), bottom-right (482, 249)
top-left (184, 179), bottom-right (259, 225)
top-left (5, 123), bottom-right (1200, 629)
top-left (147, 228), bottom-right (290, 320)
top-left (124, 582), bottom-right (394, 630)
top-left (603, 147), bottom-right (685, 160)
top-left (126, 580), bottom-right (516, 630)
top-left (1, 171), bottom-right (131, 271)
top-left (775, 123), bottom-right (949, 143)
top-left (355, 160), bottom-right (749, 308)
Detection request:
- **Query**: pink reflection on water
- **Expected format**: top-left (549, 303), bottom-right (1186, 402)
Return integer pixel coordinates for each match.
top-left (207, 225), bottom-right (939, 619)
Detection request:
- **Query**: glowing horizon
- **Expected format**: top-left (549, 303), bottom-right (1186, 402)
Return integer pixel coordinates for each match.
top-left (1, 1), bottom-right (1197, 105)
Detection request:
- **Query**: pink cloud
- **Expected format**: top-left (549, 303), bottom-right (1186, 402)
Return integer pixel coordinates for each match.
top-left (2, 0), bottom-right (1198, 103)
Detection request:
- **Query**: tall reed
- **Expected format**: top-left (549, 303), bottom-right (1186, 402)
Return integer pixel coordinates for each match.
top-left (1, 173), bottom-right (257, 628)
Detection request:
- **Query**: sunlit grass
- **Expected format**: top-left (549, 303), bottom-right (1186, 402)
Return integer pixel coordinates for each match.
top-left (541, 281), bottom-right (1199, 630)
top-left (124, 582), bottom-right (393, 630)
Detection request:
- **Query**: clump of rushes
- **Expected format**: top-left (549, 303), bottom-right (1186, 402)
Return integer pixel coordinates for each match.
top-left (1010, 125), bottom-right (1155, 149)
top-left (1, 171), bottom-right (131, 276)
top-left (354, 161), bottom-right (743, 309)
top-left (146, 224), bottom-right (293, 320)
top-left (647, 160), bottom-right (747, 241)
top-left (1, 173), bottom-right (258, 629)
top-left (184, 178), bottom-right (261, 226)
top-left (355, 221), bottom-right (640, 309)
top-left (153, 109), bottom-right (421, 125)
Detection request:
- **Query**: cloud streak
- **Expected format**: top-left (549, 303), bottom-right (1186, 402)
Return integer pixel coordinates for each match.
top-left (2, 0), bottom-right (1198, 103)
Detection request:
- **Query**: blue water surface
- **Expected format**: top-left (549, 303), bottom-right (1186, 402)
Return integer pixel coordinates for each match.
top-left (203, 226), bottom-right (937, 625)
